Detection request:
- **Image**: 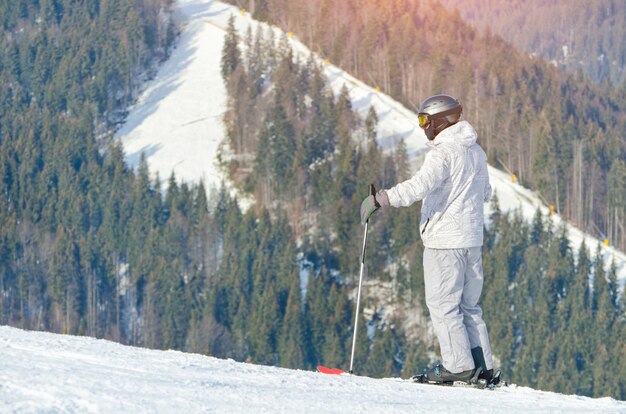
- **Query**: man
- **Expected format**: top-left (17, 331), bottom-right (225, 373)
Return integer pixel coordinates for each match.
top-left (360, 94), bottom-right (494, 384)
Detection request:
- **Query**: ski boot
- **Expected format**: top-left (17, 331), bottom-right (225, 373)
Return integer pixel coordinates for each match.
top-left (471, 347), bottom-right (491, 381)
top-left (411, 364), bottom-right (481, 385)
top-left (471, 347), bottom-right (505, 388)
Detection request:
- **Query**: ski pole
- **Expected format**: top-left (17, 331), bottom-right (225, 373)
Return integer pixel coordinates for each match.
top-left (349, 183), bottom-right (375, 374)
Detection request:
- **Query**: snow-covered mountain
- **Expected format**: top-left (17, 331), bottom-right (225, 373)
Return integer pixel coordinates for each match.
top-left (1, 326), bottom-right (624, 413)
top-left (115, 0), bottom-right (626, 287)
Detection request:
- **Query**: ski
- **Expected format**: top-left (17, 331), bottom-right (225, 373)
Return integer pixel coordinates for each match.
top-left (316, 364), bottom-right (508, 391)
top-left (317, 365), bottom-right (345, 375)
top-left (488, 370), bottom-right (505, 388)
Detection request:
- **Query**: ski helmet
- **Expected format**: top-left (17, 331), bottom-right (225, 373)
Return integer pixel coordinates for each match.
top-left (417, 94), bottom-right (462, 140)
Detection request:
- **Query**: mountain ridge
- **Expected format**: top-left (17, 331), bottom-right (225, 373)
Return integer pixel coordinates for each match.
top-left (116, 0), bottom-right (626, 287)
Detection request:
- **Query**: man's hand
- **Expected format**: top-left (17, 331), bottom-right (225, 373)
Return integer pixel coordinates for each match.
top-left (360, 190), bottom-right (390, 225)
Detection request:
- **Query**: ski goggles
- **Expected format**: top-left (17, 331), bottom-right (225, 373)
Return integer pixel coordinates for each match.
top-left (418, 109), bottom-right (461, 129)
top-left (418, 113), bottom-right (431, 128)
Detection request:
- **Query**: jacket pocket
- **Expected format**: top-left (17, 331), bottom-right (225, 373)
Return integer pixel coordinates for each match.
top-left (421, 218), bottom-right (430, 236)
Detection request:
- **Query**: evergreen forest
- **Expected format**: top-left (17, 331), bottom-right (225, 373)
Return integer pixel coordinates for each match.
top-left (438, 0), bottom-right (626, 87)
top-left (219, 13), bottom-right (626, 398)
top-left (230, 0), bottom-right (626, 252)
top-left (0, 0), bottom-right (624, 402)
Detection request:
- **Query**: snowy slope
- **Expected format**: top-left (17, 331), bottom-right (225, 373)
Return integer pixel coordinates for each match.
top-left (1, 326), bottom-right (624, 413)
top-left (115, 0), bottom-right (626, 286)
top-left (114, 0), bottom-right (231, 192)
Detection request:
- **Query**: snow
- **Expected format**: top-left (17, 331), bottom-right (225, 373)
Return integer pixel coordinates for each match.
top-left (115, 0), bottom-right (626, 287)
top-left (115, 0), bottom-right (428, 192)
top-left (115, 0), bottom-right (232, 193)
top-left (322, 62), bottom-right (428, 158)
top-left (1, 326), bottom-right (624, 413)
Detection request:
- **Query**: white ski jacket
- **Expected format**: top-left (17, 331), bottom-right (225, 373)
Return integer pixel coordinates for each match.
top-left (386, 121), bottom-right (491, 249)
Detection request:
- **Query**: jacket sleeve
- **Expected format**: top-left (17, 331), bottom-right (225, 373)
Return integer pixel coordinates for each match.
top-left (386, 149), bottom-right (449, 208)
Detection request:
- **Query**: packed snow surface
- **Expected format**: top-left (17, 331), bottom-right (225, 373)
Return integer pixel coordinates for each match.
top-left (115, 0), bottom-right (626, 285)
top-left (1, 326), bottom-right (624, 413)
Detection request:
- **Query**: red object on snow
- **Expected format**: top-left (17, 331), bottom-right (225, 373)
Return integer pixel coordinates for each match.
top-left (317, 366), bottom-right (345, 375)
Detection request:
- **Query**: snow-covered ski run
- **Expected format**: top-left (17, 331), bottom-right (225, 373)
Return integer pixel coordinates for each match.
top-left (1, 326), bottom-right (625, 413)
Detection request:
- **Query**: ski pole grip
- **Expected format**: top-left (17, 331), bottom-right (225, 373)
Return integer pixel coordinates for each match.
top-left (369, 183), bottom-right (376, 196)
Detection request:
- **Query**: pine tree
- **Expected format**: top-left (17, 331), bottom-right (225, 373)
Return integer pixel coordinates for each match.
top-left (267, 93), bottom-right (296, 192)
top-left (321, 283), bottom-right (351, 368)
top-left (394, 139), bottom-right (411, 182)
top-left (365, 326), bottom-right (395, 377)
top-left (278, 274), bottom-right (305, 368)
top-left (401, 339), bottom-right (430, 378)
top-left (482, 213), bottom-right (516, 378)
top-left (556, 241), bottom-right (592, 395)
top-left (304, 266), bottom-right (330, 367)
top-left (590, 247), bottom-right (621, 396)
top-left (250, 281), bottom-right (280, 365)
top-left (221, 15), bottom-right (241, 81)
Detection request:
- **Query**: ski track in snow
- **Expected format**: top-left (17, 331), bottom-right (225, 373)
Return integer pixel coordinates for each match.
top-left (115, 0), bottom-right (626, 287)
top-left (1, 326), bottom-right (625, 413)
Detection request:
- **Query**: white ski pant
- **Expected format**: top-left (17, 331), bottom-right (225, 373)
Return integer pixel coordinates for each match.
top-left (423, 247), bottom-right (494, 373)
